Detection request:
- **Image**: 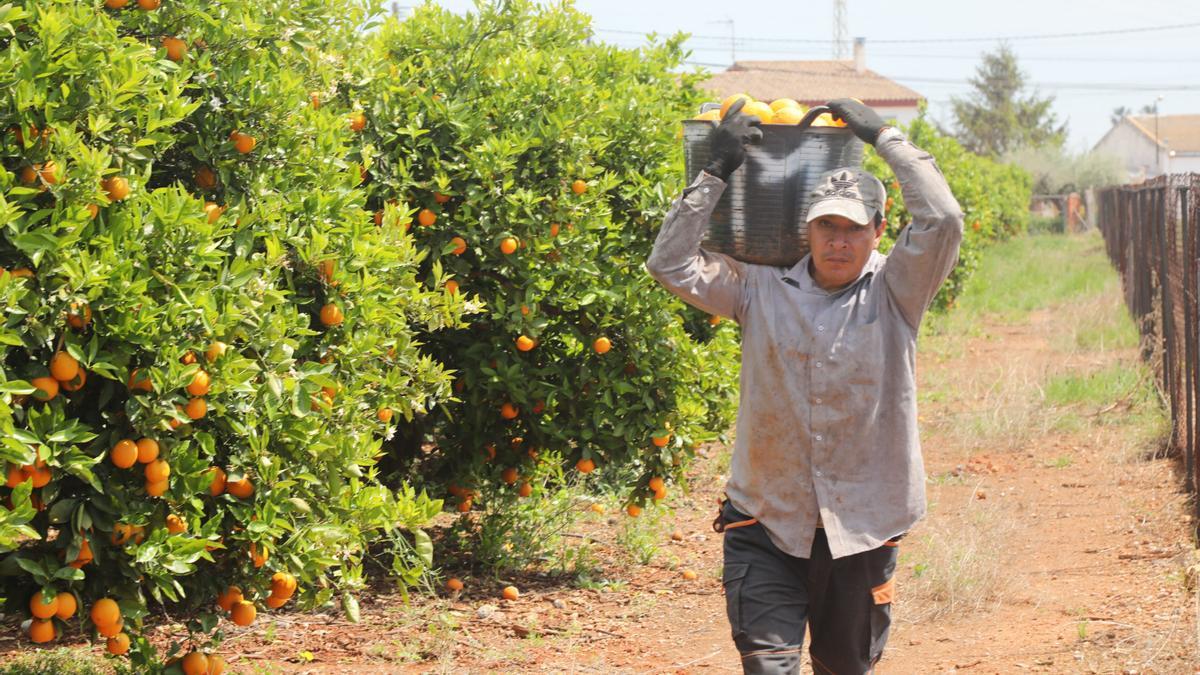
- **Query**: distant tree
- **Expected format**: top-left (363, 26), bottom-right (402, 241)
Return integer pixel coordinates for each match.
top-left (951, 44), bottom-right (1066, 156)
top-left (1111, 105), bottom-right (1132, 126)
top-left (1003, 145), bottom-right (1124, 194)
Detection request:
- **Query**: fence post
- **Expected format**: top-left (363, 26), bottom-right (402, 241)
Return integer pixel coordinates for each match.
top-left (1181, 185), bottom-right (1194, 492)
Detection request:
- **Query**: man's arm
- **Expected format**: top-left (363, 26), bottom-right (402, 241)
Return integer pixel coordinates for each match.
top-left (646, 99), bottom-right (763, 322)
top-left (875, 128), bottom-right (964, 329)
top-left (645, 172), bottom-right (752, 321)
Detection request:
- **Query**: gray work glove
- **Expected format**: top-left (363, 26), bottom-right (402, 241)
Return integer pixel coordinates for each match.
top-left (827, 98), bottom-right (887, 145)
top-left (703, 98), bottom-right (763, 181)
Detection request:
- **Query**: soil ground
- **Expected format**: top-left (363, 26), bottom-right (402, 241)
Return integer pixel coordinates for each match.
top-left (3, 233), bottom-right (1197, 674)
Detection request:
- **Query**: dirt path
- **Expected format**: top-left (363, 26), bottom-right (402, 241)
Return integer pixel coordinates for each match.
top-left (49, 236), bottom-right (1193, 674)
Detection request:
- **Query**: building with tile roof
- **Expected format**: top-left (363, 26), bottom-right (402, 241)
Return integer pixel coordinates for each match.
top-left (1093, 114), bottom-right (1200, 180)
top-left (699, 42), bottom-right (924, 125)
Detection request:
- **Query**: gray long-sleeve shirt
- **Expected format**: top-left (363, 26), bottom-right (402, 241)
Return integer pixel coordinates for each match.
top-left (645, 127), bottom-right (963, 559)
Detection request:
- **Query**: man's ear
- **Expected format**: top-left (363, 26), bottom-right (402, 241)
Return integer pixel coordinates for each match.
top-left (874, 218), bottom-right (888, 244)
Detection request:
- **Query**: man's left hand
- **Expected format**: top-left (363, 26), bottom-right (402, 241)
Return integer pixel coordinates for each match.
top-left (827, 98), bottom-right (886, 145)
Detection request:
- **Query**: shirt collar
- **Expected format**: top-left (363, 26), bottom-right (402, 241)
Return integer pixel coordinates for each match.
top-left (782, 250), bottom-right (886, 294)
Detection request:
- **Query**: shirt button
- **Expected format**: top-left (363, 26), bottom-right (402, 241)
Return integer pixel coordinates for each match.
top-left (815, 361), bottom-right (823, 369)
top-left (815, 434), bottom-right (823, 441)
top-left (815, 397), bottom-right (823, 404)
top-left (702, 187), bottom-right (710, 194)
top-left (815, 469), bottom-right (823, 477)
top-left (817, 325), bottom-right (825, 332)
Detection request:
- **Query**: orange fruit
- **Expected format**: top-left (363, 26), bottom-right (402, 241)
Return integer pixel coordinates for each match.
top-left (97, 619), bottom-right (123, 638)
top-left (187, 369), bottom-right (211, 396)
top-left (182, 351), bottom-right (198, 365)
top-left (203, 202), bottom-right (225, 224)
top-left (61, 369), bottom-right (87, 392)
top-left (31, 377), bottom-right (58, 402)
top-left (137, 0), bottom-right (160, 9)
top-left (106, 633), bottom-right (130, 655)
top-left (769, 106), bottom-right (805, 125)
top-left (549, 223), bottom-right (560, 237)
top-left (709, 315), bottom-right (721, 326)
top-left (309, 91), bottom-right (320, 108)
top-left (515, 335), bottom-right (535, 352)
top-left (652, 433), bottom-right (671, 448)
top-left (205, 341), bottom-right (228, 362)
top-left (317, 259), bottom-right (336, 283)
top-left (499, 237), bottom-right (518, 255)
top-left (501, 467), bottom-right (518, 485)
top-left (249, 544), bottom-right (265, 568)
top-left (182, 651), bottom-right (209, 675)
top-left (104, 0), bottom-right (128, 7)
top-left (648, 476), bottom-right (665, 493)
top-left (66, 302), bottom-right (92, 329)
top-left (110, 439), bottom-right (138, 468)
top-left (575, 457), bottom-right (595, 474)
top-left (449, 236), bottom-right (467, 255)
top-left (693, 109), bottom-right (721, 121)
top-left (517, 481), bottom-right (532, 498)
top-left (208, 655), bottom-right (227, 675)
top-left (589, 503), bottom-right (605, 514)
top-left (742, 101), bottom-right (774, 124)
top-left (5, 464), bottom-right (26, 488)
top-left (49, 352), bottom-right (78, 382)
top-left (417, 209), bottom-right (436, 227)
top-left (230, 600), bottom-right (257, 626)
top-left (145, 459), bottom-right (170, 483)
top-left (28, 618), bottom-right (54, 643)
top-left (185, 397), bottom-right (207, 420)
top-left (86, 203), bottom-right (100, 219)
top-left (653, 487), bottom-right (667, 501)
top-left (127, 368), bottom-right (152, 392)
top-left (377, 407), bottom-right (393, 423)
top-left (626, 504), bottom-right (642, 518)
top-left (111, 523), bottom-right (133, 545)
top-left (29, 464), bottom-right (51, 488)
top-left (39, 161), bottom-right (61, 185)
top-left (145, 479), bottom-right (169, 497)
top-left (207, 466), bottom-right (226, 496)
top-left (270, 572), bottom-right (297, 599)
top-left (18, 165), bottom-right (38, 186)
top-left (30, 591), bottom-right (59, 619)
top-left (162, 36), bottom-right (187, 61)
top-left (571, 179), bottom-right (587, 195)
top-left (769, 98), bottom-right (802, 112)
top-left (69, 538), bottom-right (93, 568)
top-left (319, 303), bottom-right (343, 326)
top-left (265, 595), bottom-right (288, 609)
top-left (135, 438), bottom-right (159, 464)
top-left (217, 586), bottom-right (243, 612)
top-left (444, 279), bottom-right (459, 295)
top-left (501, 585), bottom-right (520, 601)
top-left (166, 514), bottom-right (187, 534)
top-left (226, 476), bottom-right (254, 499)
top-left (348, 111), bottom-right (367, 132)
top-left (54, 592), bottom-right (76, 620)
top-left (229, 130), bottom-right (257, 154)
top-left (593, 337), bottom-right (611, 354)
top-left (445, 577), bottom-right (464, 592)
top-left (195, 165), bottom-right (217, 189)
top-left (500, 403), bottom-right (519, 420)
top-left (682, 569), bottom-right (699, 580)
top-left (434, 192), bottom-right (451, 204)
top-left (91, 598), bottom-right (120, 627)
top-left (456, 498), bottom-right (472, 513)
top-left (720, 93), bottom-right (753, 118)
top-left (102, 176), bottom-right (130, 201)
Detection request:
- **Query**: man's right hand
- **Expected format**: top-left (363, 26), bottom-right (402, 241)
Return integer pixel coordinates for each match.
top-left (703, 98), bottom-right (763, 182)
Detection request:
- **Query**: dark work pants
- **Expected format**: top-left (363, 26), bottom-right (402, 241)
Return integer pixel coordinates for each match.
top-left (717, 500), bottom-right (899, 674)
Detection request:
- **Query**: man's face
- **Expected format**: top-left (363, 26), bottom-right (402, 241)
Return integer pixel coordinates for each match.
top-left (807, 213), bottom-right (886, 291)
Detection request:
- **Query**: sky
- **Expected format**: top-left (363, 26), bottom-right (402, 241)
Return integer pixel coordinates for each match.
top-left (396, 0), bottom-right (1200, 152)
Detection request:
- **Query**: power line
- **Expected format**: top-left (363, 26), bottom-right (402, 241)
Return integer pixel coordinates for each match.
top-left (597, 19), bottom-right (1200, 47)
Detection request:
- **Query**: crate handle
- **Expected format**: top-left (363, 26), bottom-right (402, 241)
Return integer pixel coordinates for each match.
top-left (797, 105), bottom-right (835, 131)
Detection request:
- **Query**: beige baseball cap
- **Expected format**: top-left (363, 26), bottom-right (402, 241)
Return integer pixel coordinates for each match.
top-left (805, 167), bottom-right (886, 226)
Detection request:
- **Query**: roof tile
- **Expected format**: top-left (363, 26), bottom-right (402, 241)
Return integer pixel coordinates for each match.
top-left (700, 60), bottom-right (924, 106)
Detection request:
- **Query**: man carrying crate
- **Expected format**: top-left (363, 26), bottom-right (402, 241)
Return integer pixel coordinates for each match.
top-left (645, 98), bottom-right (963, 674)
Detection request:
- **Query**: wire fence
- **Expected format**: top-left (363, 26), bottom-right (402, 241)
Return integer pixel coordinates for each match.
top-left (1097, 175), bottom-right (1198, 501)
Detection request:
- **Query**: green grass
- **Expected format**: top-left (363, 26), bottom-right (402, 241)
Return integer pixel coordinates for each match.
top-left (0, 649), bottom-right (109, 675)
top-left (924, 232), bottom-right (1121, 336)
top-left (1045, 364), bottom-right (1145, 407)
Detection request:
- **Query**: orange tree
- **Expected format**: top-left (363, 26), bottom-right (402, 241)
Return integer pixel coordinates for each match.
top-left (0, 0), bottom-right (459, 667)
top-left (343, 1), bottom-right (739, 567)
top-left (866, 107), bottom-right (1033, 310)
